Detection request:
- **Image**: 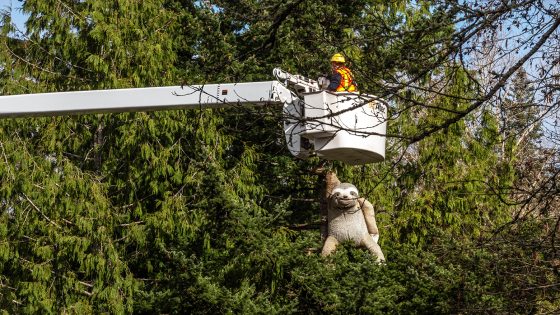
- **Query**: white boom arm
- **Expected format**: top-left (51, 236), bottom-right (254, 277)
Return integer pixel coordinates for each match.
top-left (0, 68), bottom-right (387, 165)
top-left (0, 81), bottom-right (293, 118)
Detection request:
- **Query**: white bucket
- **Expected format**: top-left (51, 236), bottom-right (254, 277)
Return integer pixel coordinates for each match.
top-left (302, 91), bottom-right (387, 165)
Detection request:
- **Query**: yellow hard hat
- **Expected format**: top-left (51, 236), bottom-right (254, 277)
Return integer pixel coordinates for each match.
top-left (331, 53), bottom-right (345, 63)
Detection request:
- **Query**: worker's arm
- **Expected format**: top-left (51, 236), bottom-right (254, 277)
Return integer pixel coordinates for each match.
top-left (327, 72), bottom-right (341, 91)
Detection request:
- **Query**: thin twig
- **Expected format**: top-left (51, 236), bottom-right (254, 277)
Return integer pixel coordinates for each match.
top-left (23, 193), bottom-right (61, 229)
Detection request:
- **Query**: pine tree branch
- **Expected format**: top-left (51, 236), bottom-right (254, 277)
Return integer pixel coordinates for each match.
top-left (0, 141), bottom-right (13, 180)
top-left (23, 193), bottom-right (61, 229)
top-left (0, 282), bottom-right (16, 291)
top-left (78, 281), bottom-right (93, 288)
top-left (119, 221), bottom-right (145, 227)
top-left (288, 222), bottom-right (322, 230)
top-left (261, 0), bottom-right (306, 50)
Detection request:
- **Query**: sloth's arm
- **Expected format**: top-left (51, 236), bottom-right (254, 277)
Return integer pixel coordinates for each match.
top-left (360, 198), bottom-right (379, 243)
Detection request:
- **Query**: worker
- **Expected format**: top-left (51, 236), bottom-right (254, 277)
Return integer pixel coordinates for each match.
top-left (327, 53), bottom-right (357, 92)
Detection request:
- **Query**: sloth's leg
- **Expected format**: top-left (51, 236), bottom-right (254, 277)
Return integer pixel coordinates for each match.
top-left (321, 236), bottom-right (339, 257)
top-left (361, 236), bottom-right (386, 262)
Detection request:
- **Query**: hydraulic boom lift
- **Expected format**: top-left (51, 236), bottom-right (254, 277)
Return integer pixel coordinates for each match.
top-left (0, 69), bottom-right (387, 165)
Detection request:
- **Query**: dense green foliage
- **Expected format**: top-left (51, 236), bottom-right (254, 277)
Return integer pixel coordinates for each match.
top-left (1, 1), bottom-right (558, 314)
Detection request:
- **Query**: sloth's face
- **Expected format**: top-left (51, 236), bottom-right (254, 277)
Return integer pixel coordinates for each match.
top-left (331, 184), bottom-right (359, 209)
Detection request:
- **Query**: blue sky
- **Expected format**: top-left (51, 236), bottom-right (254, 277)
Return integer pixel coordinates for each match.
top-left (1, 0), bottom-right (27, 33)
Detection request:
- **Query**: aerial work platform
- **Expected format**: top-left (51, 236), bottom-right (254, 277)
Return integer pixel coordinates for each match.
top-left (0, 69), bottom-right (387, 165)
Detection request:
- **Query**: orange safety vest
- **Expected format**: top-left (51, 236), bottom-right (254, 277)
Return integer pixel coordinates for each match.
top-left (335, 67), bottom-right (357, 92)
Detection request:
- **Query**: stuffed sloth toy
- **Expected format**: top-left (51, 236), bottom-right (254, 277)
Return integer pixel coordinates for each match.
top-left (322, 182), bottom-right (385, 262)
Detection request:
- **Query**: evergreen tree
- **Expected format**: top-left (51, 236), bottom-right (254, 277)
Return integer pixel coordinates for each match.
top-left (502, 68), bottom-right (542, 151)
top-left (1, 1), bottom-right (558, 313)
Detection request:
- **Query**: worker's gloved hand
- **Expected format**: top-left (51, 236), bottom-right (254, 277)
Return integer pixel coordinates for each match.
top-left (317, 76), bottom-right (330, 90)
